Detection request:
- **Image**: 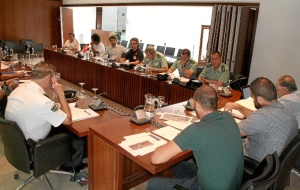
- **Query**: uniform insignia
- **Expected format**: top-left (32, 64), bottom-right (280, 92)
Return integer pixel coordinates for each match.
top-left (221, 66), bottom-right (225, 72)
top-left (51, 104), bottom-right (58, 112)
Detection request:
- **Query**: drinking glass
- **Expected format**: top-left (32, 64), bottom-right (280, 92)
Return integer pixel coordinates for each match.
top-left (157, 96), bottom-right (165, 115)
top-left (20, 55), bottom-right (26, 69)
top-left (52, 45), bottom-right (57, 51)
top-left (79, 82), bottom-right (86, 96)
top-left (91, 88), bottom-right (98, 102)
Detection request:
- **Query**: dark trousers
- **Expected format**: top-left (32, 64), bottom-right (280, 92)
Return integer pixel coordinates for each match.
top-left (48, 125), bottom-right (85, 168)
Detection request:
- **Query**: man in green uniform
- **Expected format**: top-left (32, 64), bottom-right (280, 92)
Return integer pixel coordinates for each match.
top-left (141, 46), bottom-right (168, 73)
top-left (147, 85), bottom-right (244, 190)
top-left (198, 51), bottom-right (229, 87)
top-left (168, 49), bottom-right (198, 79)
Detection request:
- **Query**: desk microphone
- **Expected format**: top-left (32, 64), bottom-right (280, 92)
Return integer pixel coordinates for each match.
top-left (88, 92), bottom-right (108, 111)
top-left (222, 77), bottom-right (248, 87)
top-left (97, 92), bottom-right (107, 97)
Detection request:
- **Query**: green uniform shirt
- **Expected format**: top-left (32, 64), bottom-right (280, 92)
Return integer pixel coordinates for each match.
top-left (199, 62), bottom-right (230, 83)
top-left (170, 58), bottom-right (198, 79)
top-left (142, 52), bottom-right (168, 68)
top-left (174, 111), bottom-right (244, 190)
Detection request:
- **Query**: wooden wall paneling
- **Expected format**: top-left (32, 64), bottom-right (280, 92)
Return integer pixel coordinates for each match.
top-left (205, 5), bottom-right (218, 65)
top-left (62, 8), bottom-right (74, 45)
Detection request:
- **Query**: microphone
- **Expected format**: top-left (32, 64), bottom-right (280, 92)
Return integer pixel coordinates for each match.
top-left (97, 92), bottom-right (107, 97)
top-left (222, 77), bottom-right (248, 87)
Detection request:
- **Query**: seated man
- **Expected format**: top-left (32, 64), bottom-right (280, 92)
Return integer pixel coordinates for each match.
top-left (167, 49), bottom-right (198, 79)
top-left (5, 62), bottom-right (85, 172)
top-left (63, 32), bottom-right (80, 51)
top-left (224, 77), bottom-right (298, 162)
top-left (276, 75), bottom-right (300, 127)
top-left (141, 46), bottom-right (168, 73)
top-left (119, 37), bottom-right (144, 65)
top-left (147, 85), bottom-right (244, 190)
top-left (90, 33), bottom-right (105, 56)
top-left (198, 51), bottom-right (229, 87)
top-left (101, 35), bottom-right (127, 61)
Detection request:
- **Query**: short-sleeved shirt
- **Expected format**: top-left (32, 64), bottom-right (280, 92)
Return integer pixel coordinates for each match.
top-left (5, 81), bottom-right (67, 142)
top-left (93, 42), bottom-right (105, 55)
top-left (142, 51), bottom-right (168, 68)
top-left (122, 48), bottom-right (144, 62)
top-left (170, 58), bottom-right (198, 79)
top-left (279, 90), bottom-right (300, 127)
top-left (199, 62), bottom-right (230, 83)
top-left (174, 111), bottom-right (244, 190)
top-left (103, 44), bottom-right (127, 60)
top-left (239, 101), bottom-right (298, 161)
top-left (64, 39), bottom-right (80, 51)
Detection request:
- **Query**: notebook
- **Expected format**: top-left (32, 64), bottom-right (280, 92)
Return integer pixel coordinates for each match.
top-left (70, 107), bottom-right (99, 122)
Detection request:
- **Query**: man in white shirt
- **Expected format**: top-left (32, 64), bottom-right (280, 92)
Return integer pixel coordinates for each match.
top-left (90, 33), bottom-right (105, 56)
top-left (5, 62), bottom-right (85, 172)
top-left (102, 35), bottom-right (127, 61)
top-left (276, 75), bottom-right (300, 127)
top-left (63, 32), bottom-right (80, 51)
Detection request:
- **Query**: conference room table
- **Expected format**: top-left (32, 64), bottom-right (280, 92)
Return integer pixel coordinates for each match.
top-left (44, 48), bottom-right (196, 110)
top-left (88, 91), bottom-right (242, 190)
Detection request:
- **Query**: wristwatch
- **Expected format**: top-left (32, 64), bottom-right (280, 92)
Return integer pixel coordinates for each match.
top-left (182, 64), bottom-right (186, 68)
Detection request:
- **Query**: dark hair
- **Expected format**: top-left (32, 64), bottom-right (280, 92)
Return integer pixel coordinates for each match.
top-left (211, 51), bottom-right (222, 57)
top-left (32, 62), bottom-right (56, 79)
top-left (91, 34), bottom-right (100, 43)
top-left (109, 35), bottom-right (117, 41)
top-left (181, 49), bottom-right (191, 57)
top-left (277, 75), bottom-right (297, 92)
top-left (194, 85), bottom-right (218, 111)
top-left (130, 37), bottom-right (139, 47)
top-left (250, 77), bottom-right (277, 102)
top-left (69, 32), bottom-right (75, 37)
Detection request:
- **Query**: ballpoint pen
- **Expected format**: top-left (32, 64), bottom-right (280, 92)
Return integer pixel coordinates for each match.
top-left (84, 109), bottom-right (91, 115)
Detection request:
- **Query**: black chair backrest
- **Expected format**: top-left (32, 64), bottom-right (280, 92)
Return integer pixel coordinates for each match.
top-left (31, 42), bottom-right (44, 53)
top-left (177, 49), bottom-right (183, 58)
top-left (230, 72), bottom-right (244, 90)
top-left (139, 42), bottom-right (144, 51)
top-left (271, 134), bottom-right (300, 190)
top-left (241, 152), bottom-right (280, 190)
top-left (0, 117), bottom-right (31, 174)
top-left (12, 43), bottom-right (26, 53)
top-left (120, 40), bottom-right (128, 48)
top-left (241, 85), bottom-right (251, 99)
top-left (156, 45), bottom-right (166, 54)
top-left (165, 47), bottom-right (175, 57)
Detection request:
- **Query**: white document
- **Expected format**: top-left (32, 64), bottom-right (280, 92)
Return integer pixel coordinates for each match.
top-left (164, 120), bottom-right (192, 130)
top-left (70, 107), bottom-right (99, 122)
top-left (152, 126), bottom-right (181, 141)
top-left (235, 97), bottom-right (256, 111)
top-left (160, 112), bottom-right (193, 124)
top-left (1, 62), bottom-right (10, 69)
top-left (119, 132), bottom-right (167, 156)
top-left (220, 107), bottom-right (244, 119)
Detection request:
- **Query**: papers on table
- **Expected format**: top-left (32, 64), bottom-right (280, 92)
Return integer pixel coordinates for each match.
top-left (219, 107), bottom-right (244, 119)
top-left (69, 103), bottom-right (99, 122)
top-left (152, 126), bottom-right (181, 141)
top-left (168, 73), bottom-right (189, 83)
top-left (1, 62), bottom-right (11, 69)
top-left (164, 120), bottom-right (191, 130)
top-left (160, 112), bottom-right (193, 123)
top-left (119, 132), bottom-right (167, 156)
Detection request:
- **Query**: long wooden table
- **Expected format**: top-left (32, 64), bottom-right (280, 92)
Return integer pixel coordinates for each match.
top-left (88, 91), bottom-right (241, 190)
top-left (44, 49), bottom-right (195, 110)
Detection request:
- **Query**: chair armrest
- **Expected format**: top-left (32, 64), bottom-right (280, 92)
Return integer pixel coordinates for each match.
top-left (242, 156), bottom-right (260, 185)
top-left (32, 133), bottom-right (72, 178)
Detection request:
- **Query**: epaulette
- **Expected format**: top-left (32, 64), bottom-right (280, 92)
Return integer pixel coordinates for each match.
top-left (156, 53), bottom-right (162, 58)
top-left (221, 65), bottom-right (225, 72)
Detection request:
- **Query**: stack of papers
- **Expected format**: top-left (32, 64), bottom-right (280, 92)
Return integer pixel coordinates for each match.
top-left (119, 132), bottom-right (167, 156)
top-left (70, 106), bottom-right (99, 122)
top-left (152, 126), bottom-right (181, 140)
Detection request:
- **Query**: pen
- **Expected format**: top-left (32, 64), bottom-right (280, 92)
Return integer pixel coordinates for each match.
top-left (84, 110), bottom-right (91, 115)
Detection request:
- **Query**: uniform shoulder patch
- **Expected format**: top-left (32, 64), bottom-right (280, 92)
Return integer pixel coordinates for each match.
top-left (51, 104), bottom-right (58, 112)
top-left (221, 65), bottom-right (225, 72)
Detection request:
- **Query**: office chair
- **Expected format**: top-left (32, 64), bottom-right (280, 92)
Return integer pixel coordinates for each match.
top-left (139, 42), bottom-right (144, 51)
top-left (269, 134), bottom-right (300, 190)
top-left (31, 42), bottom-right (44, 53)
top-left (0, 117), bottom-right (74, 190)
top-left (120, 40), bottom-right (128, 48)
top-left (241, 152), bottom-right (280, 190)
top-left (240, 85), bottom-right (250, 99)
top-left (12, 43), bottom-right (26, 54)
top-left (165, 47), bottom-right (175, 57)
top-left (176, 49), bottom-right (183, 58)
top-left (156, 45), bottom-right (166, 54)
top-left (229, 72), bottom-right (247, 91)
